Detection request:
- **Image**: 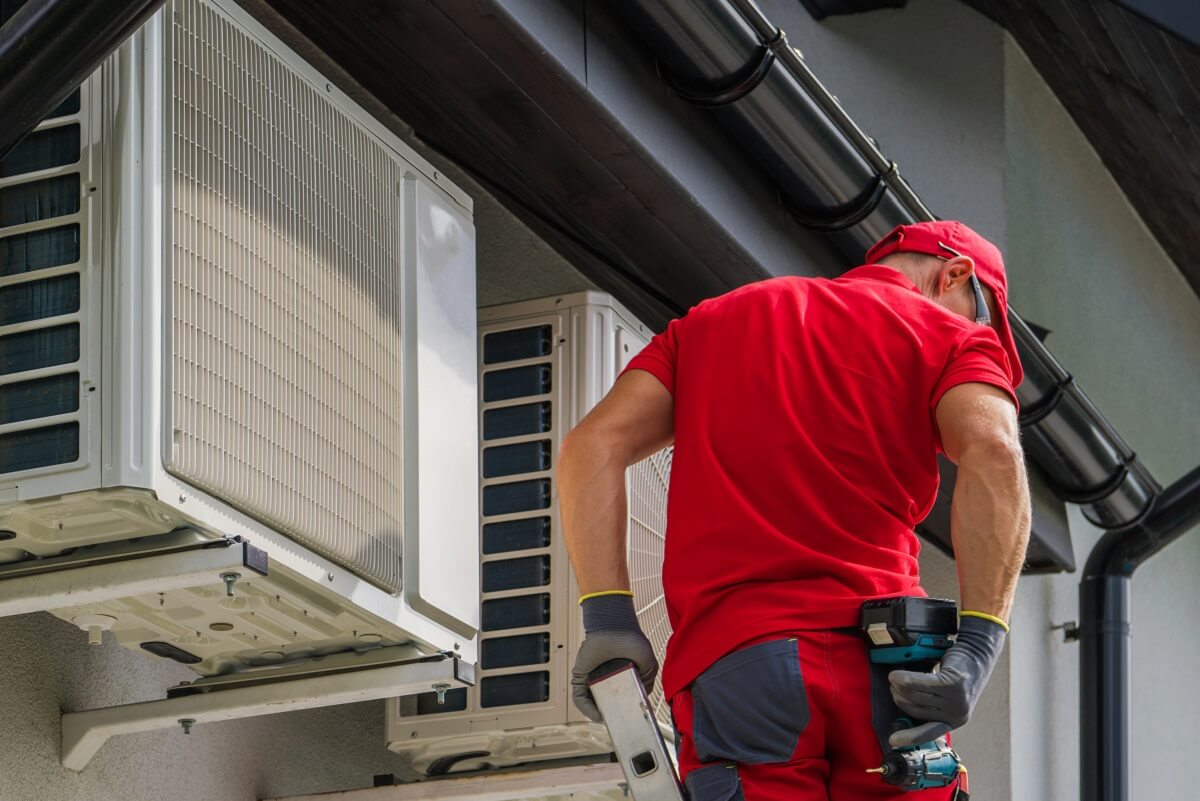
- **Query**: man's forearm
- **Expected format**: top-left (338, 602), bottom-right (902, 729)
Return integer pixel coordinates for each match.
top-left (949, 441), bottom-right (1032, 621)
top-left (559, 431), bottom-right (631, 596)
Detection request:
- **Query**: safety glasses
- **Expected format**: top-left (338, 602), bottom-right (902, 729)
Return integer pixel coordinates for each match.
top-left (937, 242), bottom-right (990, 327)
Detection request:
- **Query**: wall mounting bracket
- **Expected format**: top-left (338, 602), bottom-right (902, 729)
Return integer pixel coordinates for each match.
top-left (61, 648), bottom-right (473, 771)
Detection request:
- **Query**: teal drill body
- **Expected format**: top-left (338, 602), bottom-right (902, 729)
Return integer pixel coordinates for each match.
top-left (860, 597), bottom-right (966, 794)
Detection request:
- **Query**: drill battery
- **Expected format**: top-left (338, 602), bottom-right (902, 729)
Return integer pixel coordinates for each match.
top-left (860, 596), bottom-right (958, 665)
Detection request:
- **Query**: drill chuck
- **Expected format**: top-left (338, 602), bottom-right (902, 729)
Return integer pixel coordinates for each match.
top-left (870, 745), bottom-right (961, 790)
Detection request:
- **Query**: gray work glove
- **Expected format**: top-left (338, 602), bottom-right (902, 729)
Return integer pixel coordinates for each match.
top-left (570, 594), bottom-right (658, 722)
top-left (887, 615), bottom-right (1007, 747)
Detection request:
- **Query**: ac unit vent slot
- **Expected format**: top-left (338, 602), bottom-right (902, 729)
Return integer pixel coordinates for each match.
top-left (483, 402), bottom-right (551, 441)
top-left (480, 671), bottom-right (550, 708)
top-left (481, 593), bottom-right (551, 632)
top-left (0, 124), bottom-right (81, 178)
top-left (482, 517), bottom-right (551, 555)
top-left (1, 224), bottom-right (80, 276)
top-left (483, 325), bottom-right (552, 364)
top-left (483, 365), bottom-right (551, 402)
top-left (0, 323), bottom-right (79, 375)
top-left (0, 372), bottom-right (78, 424)
top-left (0, 273), bottom-right (79, 325)
top-left (0, 174), bottom-right (80, 227)
top-left (481, 633), bottom-right (550, 670)
top-left (48, 90), bottom-right (81, 120)
top-left (482, 440), bottom-right (550, 478)
top-left (0, 421), bottom-right (78, 473)
top-left (482, 555), bottom-right (550, 593)
top-left (482, 479), bottom-right (551, 517)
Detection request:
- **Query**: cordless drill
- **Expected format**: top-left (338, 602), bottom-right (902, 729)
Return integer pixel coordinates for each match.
top-left (860, 597), bottom-right (968, 796)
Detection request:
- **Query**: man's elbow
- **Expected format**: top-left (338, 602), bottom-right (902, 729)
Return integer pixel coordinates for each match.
top-left (560, 424), bottom-right (619, 470)
top-left (957, 430), bottom-right (1026, 475)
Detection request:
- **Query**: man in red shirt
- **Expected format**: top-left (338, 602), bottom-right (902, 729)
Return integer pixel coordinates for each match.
top-left (560, 220), bottom-right (1031, 800)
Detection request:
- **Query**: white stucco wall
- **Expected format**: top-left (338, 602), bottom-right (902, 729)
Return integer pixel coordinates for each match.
top-left (1002, 36), bottom-right (1200, 801)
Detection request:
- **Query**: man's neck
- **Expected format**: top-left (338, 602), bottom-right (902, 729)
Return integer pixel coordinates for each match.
top-left (876, 257), bottom-right (936, 299)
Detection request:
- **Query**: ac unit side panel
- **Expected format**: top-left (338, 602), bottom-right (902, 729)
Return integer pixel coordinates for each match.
top-left (390, 308), bottom-right (581, 752)
top-left (101, 14), bottom-right (166, 497)
top-left (404, 177), bottom-right (481, 636)
top-left (0, 68), bottom-right (104, 520)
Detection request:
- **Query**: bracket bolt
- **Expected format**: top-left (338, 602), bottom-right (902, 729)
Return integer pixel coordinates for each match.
top-left (179, 718), bottom-right (196, 735)
top-left (220, 572), bottom-right (241, 597)
top-left (1052, 620), bottom-right (1081, 642)
top-left (432, 683), bottom-right (452, 705)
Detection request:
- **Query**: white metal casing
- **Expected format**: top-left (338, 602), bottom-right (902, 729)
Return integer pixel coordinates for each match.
top-left (385, 291), bottom-right (673, 774)
top-left (0, 0), bottom-right (479, 671)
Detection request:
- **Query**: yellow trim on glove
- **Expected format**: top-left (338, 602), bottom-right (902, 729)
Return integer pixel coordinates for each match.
top-left (578, 590), bottom-right (635, 604)
top-left (960, 610), bottom-right (1010, 631)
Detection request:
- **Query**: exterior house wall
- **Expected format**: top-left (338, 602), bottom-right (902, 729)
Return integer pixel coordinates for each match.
top-left (1002, 35), bottom-right (1200, 801)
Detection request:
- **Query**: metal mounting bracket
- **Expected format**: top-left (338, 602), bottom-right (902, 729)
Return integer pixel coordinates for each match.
top-left (0, 531), bottom-right (267, 618)
top-left (61, 648), bottom-right (473, 771)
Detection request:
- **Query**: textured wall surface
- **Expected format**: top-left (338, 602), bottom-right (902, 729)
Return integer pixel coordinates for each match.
top-left (0, 613), bottom-right (422, 801)
top-left (1003, 35), bottom-right (1200, 801)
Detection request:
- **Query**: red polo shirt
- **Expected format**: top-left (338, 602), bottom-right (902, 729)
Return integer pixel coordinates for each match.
top-left (624, 267), bottom-right (1019, 699)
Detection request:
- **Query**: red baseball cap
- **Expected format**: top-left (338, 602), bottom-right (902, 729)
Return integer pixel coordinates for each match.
top-left (865, 220), bottom-right (1023, 389)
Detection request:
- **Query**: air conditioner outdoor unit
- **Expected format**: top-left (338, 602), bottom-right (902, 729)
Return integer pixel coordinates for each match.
top-left (385, 291), bottom-right (674, 775)
top-left (0, 0), bottom-right (478, 681)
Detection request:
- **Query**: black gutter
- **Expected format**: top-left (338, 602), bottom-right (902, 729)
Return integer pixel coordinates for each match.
top-left (1080, 465), bottom-right (1200, 801)
top-left (0, 0), bottom-right (166, 161)
top-left (613, 1), bottom-right (1193, 798)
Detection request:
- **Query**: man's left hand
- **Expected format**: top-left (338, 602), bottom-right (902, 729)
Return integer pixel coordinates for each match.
top-left (570, 594), bottom-right (658, 722)
top-left (887, 614), bottom-right (1007, 747)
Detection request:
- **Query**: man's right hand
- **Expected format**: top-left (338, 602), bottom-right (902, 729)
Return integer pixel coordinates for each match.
top-left (570, 594), bottom-right (659, 722)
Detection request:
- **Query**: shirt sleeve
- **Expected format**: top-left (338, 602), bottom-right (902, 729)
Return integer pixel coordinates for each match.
top-left (621, 315), bottom-right (684, 396)
top-left (931, 326), bottom-right (1020, 413)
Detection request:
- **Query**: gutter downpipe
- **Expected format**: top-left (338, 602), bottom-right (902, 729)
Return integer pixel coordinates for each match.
top-left (0, 0), bottom-right (166, 161)
top-left (1080, 465), bottom-right (1200, 801)
top-left (612, 2), bottom-right (1195, 799)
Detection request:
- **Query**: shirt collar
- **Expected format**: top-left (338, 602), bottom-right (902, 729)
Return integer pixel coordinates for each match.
top-left (840, 264), bottom-right (923, 294)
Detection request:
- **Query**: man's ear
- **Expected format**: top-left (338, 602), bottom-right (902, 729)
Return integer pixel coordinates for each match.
top-left (942, 256), bottom-right (976, 292)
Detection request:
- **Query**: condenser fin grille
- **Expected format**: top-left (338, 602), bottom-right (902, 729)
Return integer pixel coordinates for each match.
top-left (167, 0), bottom-right (406, 591)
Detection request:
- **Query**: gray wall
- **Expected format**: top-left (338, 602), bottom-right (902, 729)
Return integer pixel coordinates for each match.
top-left (1002, 35), bottom-right (1200, 801)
